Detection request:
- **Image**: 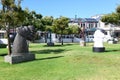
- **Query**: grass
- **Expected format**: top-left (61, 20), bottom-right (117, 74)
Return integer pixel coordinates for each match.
top-left (0, 43), bottom-right (120, 80)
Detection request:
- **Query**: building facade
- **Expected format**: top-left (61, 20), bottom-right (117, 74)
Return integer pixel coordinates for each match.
top-left (92, 14), bottom-right (120, 38)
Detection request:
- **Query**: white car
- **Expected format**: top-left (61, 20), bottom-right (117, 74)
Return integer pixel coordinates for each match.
top-left (85, 35), bottom-right (94, 42)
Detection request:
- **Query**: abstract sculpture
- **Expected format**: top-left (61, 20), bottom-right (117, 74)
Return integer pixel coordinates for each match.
top-left (5, 26), bottom-right (35, 64)
top-left (93, 29), bottom-right (105, 52)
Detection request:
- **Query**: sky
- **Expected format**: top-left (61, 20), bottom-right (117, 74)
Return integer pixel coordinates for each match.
top-left (21, 0), bottom-right (120, 18)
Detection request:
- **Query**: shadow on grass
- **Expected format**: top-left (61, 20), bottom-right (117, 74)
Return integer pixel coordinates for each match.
top-left (36, 56), bottom-right (64, 61)
top-left (105, 49), bottom-right (120, 52)
top-left (43, 43), bottom-right (75, 47)
top-left (31, 49), bottom-right (67, 54)
top-left (0, 53), bottom-right (7, 56)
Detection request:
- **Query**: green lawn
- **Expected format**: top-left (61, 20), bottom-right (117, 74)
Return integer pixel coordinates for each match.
top-left (0, 43), bottom-right (120, 80)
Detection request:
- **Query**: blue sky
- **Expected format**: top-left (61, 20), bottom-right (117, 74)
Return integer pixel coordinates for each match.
top-left (21, 0), bottom-right (120, 18)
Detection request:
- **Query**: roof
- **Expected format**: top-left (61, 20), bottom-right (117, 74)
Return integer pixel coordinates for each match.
top-left (83, 18), bottom-right (98, 23)
top-left (69, 18), bottom-right (98, 23)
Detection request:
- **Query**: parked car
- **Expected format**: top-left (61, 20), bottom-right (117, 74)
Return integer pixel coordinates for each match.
top-left (86, 35), bottom-right (94, 42)
top-left (107, 37), bottom-right (118, 44)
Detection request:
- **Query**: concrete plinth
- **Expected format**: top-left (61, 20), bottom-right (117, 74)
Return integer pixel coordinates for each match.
top-left (4, 53), bottom-right (35, 64)
top-left (80, 41), bottom-right (86, 46)
top-left (93, 47), bottom-right (105, 52)
top-left (47, 42), bottom-right (54, 46)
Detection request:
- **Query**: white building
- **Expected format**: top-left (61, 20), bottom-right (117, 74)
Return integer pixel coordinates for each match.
top-left (92, 14), bottom-right (120, 42)
top-left (37, 15), bottom-right (120, 43)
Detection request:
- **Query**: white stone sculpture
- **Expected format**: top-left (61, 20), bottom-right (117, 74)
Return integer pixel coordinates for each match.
top-left (93, 29), bottom-right (105, 47)
top-left (93, 29), bottom-right (105, 52)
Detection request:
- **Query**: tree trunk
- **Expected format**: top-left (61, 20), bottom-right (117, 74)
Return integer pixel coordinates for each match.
top-left (72, 34), bottom-right (74, 43)
top-left (61, 30), bottom-right (63, 45)
top-left (45, 32), bottom-right (47, 43)
top-left (80, 27), bottom-right (86, 46)
top-left (6, 24), bottom-right (12, 55)
top-left (82, 27), bottom-right (86, 46)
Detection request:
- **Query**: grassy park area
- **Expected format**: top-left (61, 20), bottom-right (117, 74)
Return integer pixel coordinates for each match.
top-left (0, 43), bottom-right (120, 80)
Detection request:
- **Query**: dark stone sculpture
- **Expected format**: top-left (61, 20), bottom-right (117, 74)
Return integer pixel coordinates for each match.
top-left (4, 26), bottom-right (36, 64)
top-left (47, 30), bottom-right (54, 46)
top-left (12, 26), bottom-right (35, 55)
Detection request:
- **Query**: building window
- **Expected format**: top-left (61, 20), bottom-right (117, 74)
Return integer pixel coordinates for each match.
top-left (89, 23), bottom-right (91, 28)
top-left (0, 33), bottom-right (5, 38)
top-left (95, 23), bottom-right (97, 27)
top-left (83, 24), bottom-right (85, 27)
top-left (81, 24), bottom-right (82, 27)
top-left (91, 23), bottom-right (93, 28)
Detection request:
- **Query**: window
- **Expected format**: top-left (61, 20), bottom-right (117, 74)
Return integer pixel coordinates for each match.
top-left (0, 33), bottom-right (5, 38)
top-left (95, 23), bottom-right (97, 27)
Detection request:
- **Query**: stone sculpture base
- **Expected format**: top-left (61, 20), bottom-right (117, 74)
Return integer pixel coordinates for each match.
top-left (47, 42), bottom-right (54, 46)
top-left (93, 47), bottom-right (105, 52)
top-left (4, 53), bottom-right (35, 64)
top-left (80, 41), bottom-right (86, 46)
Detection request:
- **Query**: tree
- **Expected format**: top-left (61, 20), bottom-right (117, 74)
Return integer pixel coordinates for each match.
top-left (42, 16), bottom-right (54, 32)
top-left (41, 16), bottom-right (54, 43)
top-left (22, 9), bottom-right (43, 31)
top-left (101, 5), bottom-right (120, 25)
top-left (0, 0), bottom-right (24, 55)
top-left (53, 16), bottom-right (69, 45)
top-left (42, 16), bottom-right (54, 26)
top-left (31, 11), bottom-right (43, 30)
top-left (68, 25), bottom-right (80, 42)
top-left (23, 9), bottom-right (41, 25)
